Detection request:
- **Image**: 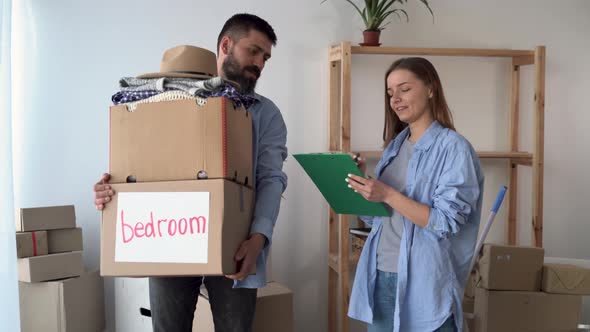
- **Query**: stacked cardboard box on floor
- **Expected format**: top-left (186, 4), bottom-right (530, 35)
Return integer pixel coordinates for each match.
top-left (192, 282), bottom-right (294, 332)
top-left (467, 243), bottom-right (582, 332)
top-left (16, 205), bottom-right (105, 332)
top-left (189, 249), bottom-right (294, 332)
top-left (101, 97), bottom-right (255, 276)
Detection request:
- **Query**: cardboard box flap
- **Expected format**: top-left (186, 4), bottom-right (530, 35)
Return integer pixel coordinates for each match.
top-left (543, 263), bottom-right (590, 294)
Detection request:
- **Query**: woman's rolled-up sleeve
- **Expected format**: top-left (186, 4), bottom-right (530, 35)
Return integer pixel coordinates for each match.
top-left (426, 146), bottom-right (481, 239)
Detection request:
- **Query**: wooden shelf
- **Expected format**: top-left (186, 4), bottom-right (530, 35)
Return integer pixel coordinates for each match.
top-left (327, 41), bottom-right (545, 332)
top-left (328, 253), bottom-right (358, 272)
top-left (352, 46), bottom-right (534, 58)
top-left (328, 254), bottom-right (355, 298)
top-left (355, 150), bottom-right (533, 165)
top-left (330, 44), bottom-right (535, 65)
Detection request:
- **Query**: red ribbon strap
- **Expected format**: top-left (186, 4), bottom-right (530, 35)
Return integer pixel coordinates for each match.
top-left (31, 232), bottom-right (38, 256)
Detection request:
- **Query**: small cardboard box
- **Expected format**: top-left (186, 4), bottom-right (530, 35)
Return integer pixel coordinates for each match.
top-left (109, 97), bottom-right (252, 185)
top-left (16, 205), bottom-right (76, 232)
top-left (19, 270), bottom-right (105, 332)
top-left (100, 179), bottom-right (254, 276)
top-left (463, 314), bottom-right (475, 332)
top-left (463, 296), bottom-right (475, 314)
top-left (192, 282), bottom-right (294, 332)
top-left (253, 282), bottom-right (294, 332)
top-left (476, 243), bottom-right (544, 291)
top-left (474, 287), bottom-right (581, 332)
top-left (464, 271), bottom-right (477, 299)
top-left (16, 231), bottom-right (48, 258)
top-left (47, 228), bottom-right (83, 253)
top-left (18, 251), bottom-right (84, 283)
top-left (542, 263), bottom-right (590, 295)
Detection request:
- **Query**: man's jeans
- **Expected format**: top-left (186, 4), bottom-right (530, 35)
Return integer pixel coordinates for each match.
top-left (149, 276), bottom-right (257, 332)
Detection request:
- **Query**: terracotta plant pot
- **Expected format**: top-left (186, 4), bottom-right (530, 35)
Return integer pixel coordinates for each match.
top-left (361, 30), bottom-right (381, 46)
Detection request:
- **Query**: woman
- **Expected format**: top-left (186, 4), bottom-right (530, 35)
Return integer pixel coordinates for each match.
top-left (347, 57), bottom-right (484, 332)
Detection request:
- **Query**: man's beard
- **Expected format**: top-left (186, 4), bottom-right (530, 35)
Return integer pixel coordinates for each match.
top-left (221, 51), bottom-right (260, 95)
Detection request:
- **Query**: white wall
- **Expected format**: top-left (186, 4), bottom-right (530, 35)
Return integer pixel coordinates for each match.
top-left (12, 0), bottom-right (590, 331)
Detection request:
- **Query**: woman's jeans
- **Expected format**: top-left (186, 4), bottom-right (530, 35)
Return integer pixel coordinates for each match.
top-left (368, 270), bottom-right (456, 332)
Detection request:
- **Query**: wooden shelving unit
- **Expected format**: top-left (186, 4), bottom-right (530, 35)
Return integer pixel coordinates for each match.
top-left (327, 41), bottom-right (546, 332)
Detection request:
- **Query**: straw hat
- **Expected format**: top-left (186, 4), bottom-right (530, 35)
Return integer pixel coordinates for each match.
top-left (137, 45), bottom-right (217, 79)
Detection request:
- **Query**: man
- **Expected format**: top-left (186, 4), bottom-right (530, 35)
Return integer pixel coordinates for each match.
top-left (93, 13), bottom-right (287, 332)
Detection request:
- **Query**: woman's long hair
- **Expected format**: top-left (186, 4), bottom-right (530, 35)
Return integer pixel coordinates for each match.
top-left (383, 57), bottom-right (455, 147)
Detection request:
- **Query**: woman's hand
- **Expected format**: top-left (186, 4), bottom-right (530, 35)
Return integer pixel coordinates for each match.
top-left (349, 152), bottom-right (366, 174)
top-left (346, 173), bottom-right (395, 203)
top-left (347, 173), bottom-right (431, 227)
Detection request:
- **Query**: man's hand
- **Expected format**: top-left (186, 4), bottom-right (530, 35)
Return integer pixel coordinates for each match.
top-left (226, 233), bottom-right (266, 281)
top-left (94, 173), bottom-right (115, 210)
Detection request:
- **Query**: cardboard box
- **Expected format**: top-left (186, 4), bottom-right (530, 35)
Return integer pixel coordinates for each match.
top-left (109, 97), bottom-right (253, 185)
top-left (253, 282), bottom-right (294, 332)
top-left (100, 179), bottom-right (254, 277)
top-left (192, 282), bottom-right (294, 332)
top-left (464, 271), bottom-right (477, 299)
top-left (16, 231), bottom-right (48, 258)
top-left (463, 296), bottom-right (475, 314)
top-left (542, 263), bottom-right (590, 295)
top-left (47, 228), bottom-right (83, 253)
top-left (476, 243), bottom-right (544, 291)
top-left (350, 228), bottom-right (369, 264)
top-left (474, 287), bottom-right (581, 332)
top-left (463, 314), bottom-right (475, 332)
top-left (193, 292), bottom-right (215, 331)
top-left (16, 205), bottom-right (76, 232)
top-left (18, 251), bottom-right (84, 282)
top-left (19, 270), bottom-right (105, 332)
top-left (463, 274), bottom-right (476, 331)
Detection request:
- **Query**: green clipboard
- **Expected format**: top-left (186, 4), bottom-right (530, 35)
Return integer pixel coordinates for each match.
top-left (293, 153), bottom-right (390, 216)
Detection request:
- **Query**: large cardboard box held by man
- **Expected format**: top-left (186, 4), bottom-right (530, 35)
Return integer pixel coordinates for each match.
top-left (109, 97), bottom-right (252, 185)
top-left (476, 243), bottom-right (544, 291)
top-left (474, 287), bottom-right (581, 332)
top-left (18, 270), bottom-right (105, 332)
top-left (100, 179), bottom-right (254, 276)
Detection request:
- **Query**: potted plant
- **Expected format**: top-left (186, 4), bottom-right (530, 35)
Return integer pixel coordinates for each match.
top-left (322, 0), bottom-right (434, 46)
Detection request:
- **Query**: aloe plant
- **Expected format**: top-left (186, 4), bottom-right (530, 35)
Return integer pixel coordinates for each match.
top-left (322, 0), bottom-right (434, 31)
